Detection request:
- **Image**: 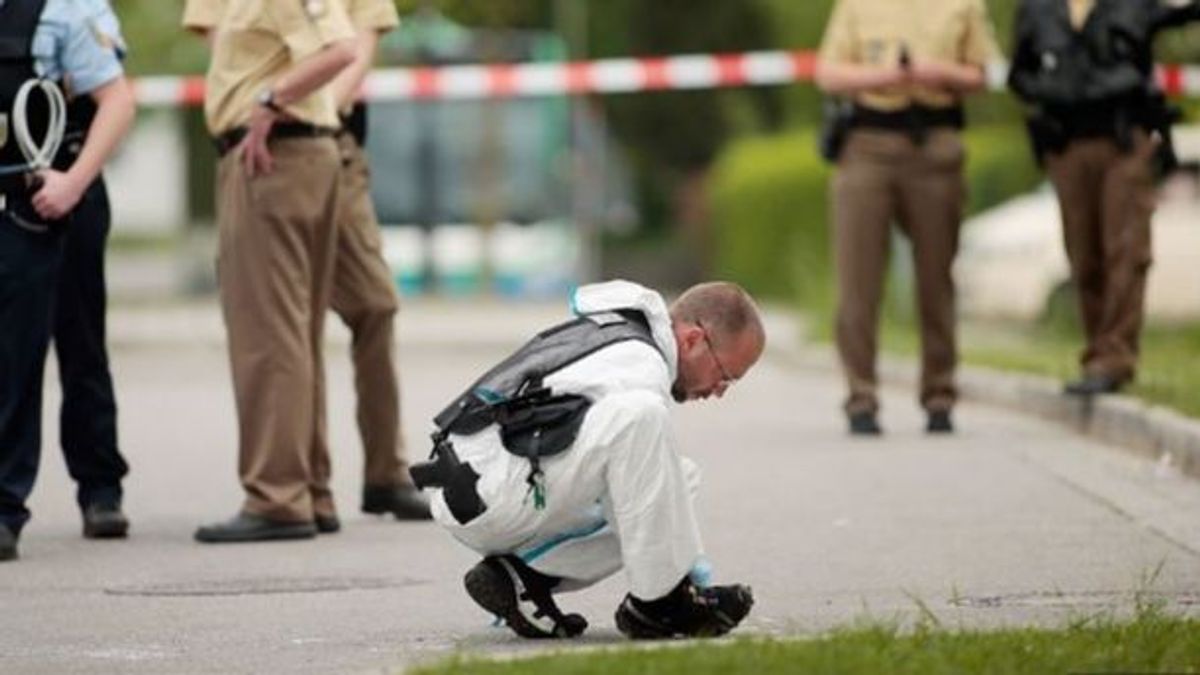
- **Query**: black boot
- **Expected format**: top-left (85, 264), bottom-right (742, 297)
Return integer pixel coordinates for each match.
top-left (0, 524), bottom-right (17, 562)
top-left (615, 576), bottom-right (754, 639)
top-left (926, 410), bottom-right (953, 434)
top-left (1064, 373), bottom-right (1123, 396)
top-left (848, 410), bottom-right (882, 435)
top-left (463, 555), bottom-right (588, 639)
top-left (82, 502), bottom-right (129, 539)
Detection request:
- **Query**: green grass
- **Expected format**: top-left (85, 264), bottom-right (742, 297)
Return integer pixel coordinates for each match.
top-left (872, 318), bottom-right (1200, 419)
top-left (412, 608), bottom-right (1200, 675)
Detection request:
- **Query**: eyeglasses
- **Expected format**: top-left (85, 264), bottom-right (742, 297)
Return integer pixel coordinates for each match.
top-left (697, 322), bottom-right (736, 386)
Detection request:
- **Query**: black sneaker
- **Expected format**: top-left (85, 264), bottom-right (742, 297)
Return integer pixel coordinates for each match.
top-left (926, 410), bottom-right (954, 434)
top-left (83, 503), bottom-right (129, 539)
top-left (615, 576), bottom-right (754, 639)
top-left (361, 484), bottom-right (432, 521)
top-left (0, 524), bottom-right (17, 562)
top-left (463, 555), bottom-right (588, 639)
top-left (848, 410), bottom-right (882, 435)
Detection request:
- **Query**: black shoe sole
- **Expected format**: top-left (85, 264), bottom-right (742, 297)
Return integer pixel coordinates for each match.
top-left (0, 547), bottom-right (16, 562)
top-left (315, 517), bottom-right (340, 534)
top-left (464, 559), bottom-right (586, 639)
top-left (194, 524), bottom-right (316, 543)
top-left (83, 522), bottom-right (129, 539)
top-left (361, 492), bottom-right (433, 521)
top-left (360, 504), bottom-right (432, 520)
top-left (465, 559), bottom-right (553, 638)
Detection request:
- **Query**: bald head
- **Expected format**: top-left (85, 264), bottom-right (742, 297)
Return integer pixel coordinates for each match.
top-left (670, 282), bottom-right (765, 351)
top-left (668, 282), bottom-right (766, 402)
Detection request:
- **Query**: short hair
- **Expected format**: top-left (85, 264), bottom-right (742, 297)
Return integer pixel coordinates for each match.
top-left (669, 281), bottom-right (764, 347)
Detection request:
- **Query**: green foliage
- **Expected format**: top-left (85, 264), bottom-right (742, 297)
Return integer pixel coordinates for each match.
top-left (707, 130), bottom-right (830, 306)
top-left (946, 320), bottom-right (1200, 418)
top-left (394, 0), bottom-right (552, 30)
top-left (708, 125), bottom-right (1041, 312)
top-left (961, 125), bottom-right (1041, 215)
top-left (111, 0), bottom-right (209, 76)
top-left (412, 609), bottom-right (1200, 675)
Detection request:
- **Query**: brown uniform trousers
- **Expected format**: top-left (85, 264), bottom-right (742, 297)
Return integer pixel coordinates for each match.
top-left (217, 137), bottom-right (341, 523)
top-left (833, 128), bottom-right (965, 415)
top-left (1045, 130), bottom-right (1156, 383)
top-left (320, 132), bottom-right (409, 492)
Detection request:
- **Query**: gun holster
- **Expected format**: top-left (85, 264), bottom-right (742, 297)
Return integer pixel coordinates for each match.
top-left (409, 434), bottom-right (487, 525)
top-left (818, 98), bottom-right (854, 163)
top-left (1025, 113), bottom-right (1067, 166)
top-left (1140, 94), bottom-right (1182, 177)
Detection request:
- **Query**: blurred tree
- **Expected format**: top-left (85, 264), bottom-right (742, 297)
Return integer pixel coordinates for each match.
top-left (590, 0), bottom-right (784, 276)
top-left (111, 0), bottom-right (209, 75)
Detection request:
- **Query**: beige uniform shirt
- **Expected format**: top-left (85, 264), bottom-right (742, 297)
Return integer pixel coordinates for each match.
top-left (818, 0), bottom-right (1000, 111)
top-left (183, 0), bottom-right (355, 135)
top-left (1068, 0), bottom-right (1094, 29)
top-left (345, 0), bottom-right (399, 33)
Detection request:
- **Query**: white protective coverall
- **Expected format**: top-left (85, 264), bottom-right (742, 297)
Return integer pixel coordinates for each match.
top-left (429, 280), bottom-right (705, 601)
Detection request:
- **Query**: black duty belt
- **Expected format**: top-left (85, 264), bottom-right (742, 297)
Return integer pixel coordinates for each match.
top-left (853, 105), bottom-right (965, 132)
top-left (212, 123), bottom-right (337, 158)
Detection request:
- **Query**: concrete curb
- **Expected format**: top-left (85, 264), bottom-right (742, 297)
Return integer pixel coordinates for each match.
top-left (760, 309), bottom-right (1200, 482)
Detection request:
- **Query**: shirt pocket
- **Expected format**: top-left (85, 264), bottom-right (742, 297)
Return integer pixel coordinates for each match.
top-left (856, 23), bottom-right (904, 67)
top-left (219, 10), bottom-right (281, 70)
top-left (269, 1), bottom-right (353, 60)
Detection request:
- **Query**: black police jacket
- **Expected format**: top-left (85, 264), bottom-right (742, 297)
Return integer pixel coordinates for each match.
top-left (1009, 0), bottom-right (1200, 109)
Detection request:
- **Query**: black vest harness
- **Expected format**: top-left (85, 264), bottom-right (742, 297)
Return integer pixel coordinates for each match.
top-left (0, 0), bottom-right (97, 229)
top-left (412, 309), bottom-right (663, 521)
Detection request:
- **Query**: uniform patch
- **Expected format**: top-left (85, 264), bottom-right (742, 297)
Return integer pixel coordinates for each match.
top-left (88, 19), bottom-right (114, 51)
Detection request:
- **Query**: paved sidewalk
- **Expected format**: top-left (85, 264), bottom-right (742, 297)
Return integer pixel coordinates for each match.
top-left (1, 299), bottom-right (1197, 674)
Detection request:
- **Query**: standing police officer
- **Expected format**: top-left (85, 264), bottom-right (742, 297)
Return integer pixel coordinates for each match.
top-left (1009, 0), bottom-right (1200, 396)
top-left (815, 0), bottom-right (1000, 435)
top-left (186, 0), bottom-right (357, 542)
top-left (0, 0), bottom-right (135, 561)
top-left (325, 0), bottom-right (430, 521)
top-left (52, 0), bottom-right (132, 542)
top-left (184, 0), bottom-right (430, 527)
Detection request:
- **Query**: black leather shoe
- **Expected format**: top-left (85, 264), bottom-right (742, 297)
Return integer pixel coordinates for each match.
top-left (315, 514), bottom-right (340, 534)
top-left (926, 410), bottom-right (954, 434)
top-left (848, 410), bottom-right (882, 435)
top-left (0, 524), bottom-right (17, 562)
top-left (83, 503), bottom-right (129, 539)
top-left (361, 484), bottom-right (432, 520)
top-left (1064, 373), bottom-right (1123, 396)
top-left (194, 513), bottom-right (316, 543)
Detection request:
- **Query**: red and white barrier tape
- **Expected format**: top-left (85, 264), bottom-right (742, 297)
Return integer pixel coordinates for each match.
top-left (131, 49), bottom-right (1200, 106)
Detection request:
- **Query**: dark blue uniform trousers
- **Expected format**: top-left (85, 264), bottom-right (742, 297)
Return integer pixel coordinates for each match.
top-left (53, 178), bottom-right (127, 511)
top-left (0, 178), bottom-right (127, 536)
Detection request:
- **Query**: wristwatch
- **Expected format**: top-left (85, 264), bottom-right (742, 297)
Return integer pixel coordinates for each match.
top-left (256, 88), bottom-right (284, 114)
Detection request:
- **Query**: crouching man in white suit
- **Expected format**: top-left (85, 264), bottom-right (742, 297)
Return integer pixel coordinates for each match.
top-left (415, 280), bottom-right (764, 639)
